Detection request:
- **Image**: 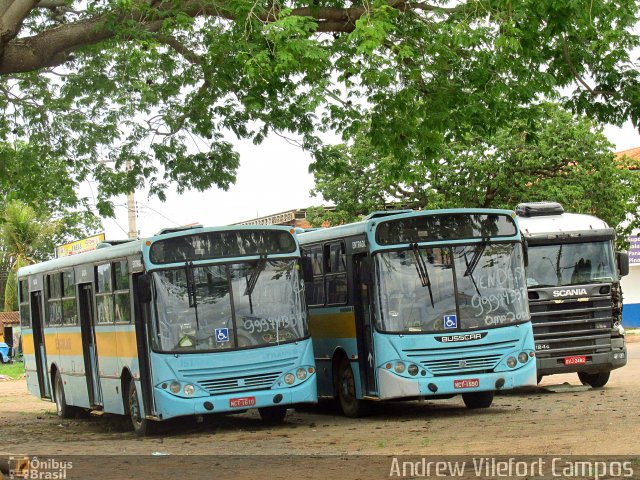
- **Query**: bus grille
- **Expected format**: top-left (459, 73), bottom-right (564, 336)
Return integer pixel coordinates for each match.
top-left (403, 340), bottom-right (518, 376)
top-left (197, 372), bottom-right (282, 394)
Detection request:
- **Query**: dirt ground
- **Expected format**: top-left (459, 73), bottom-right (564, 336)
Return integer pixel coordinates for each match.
top-left (1, 338), bottom-right (639, 479)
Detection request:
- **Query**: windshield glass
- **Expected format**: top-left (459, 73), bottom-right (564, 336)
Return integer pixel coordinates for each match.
top-left (152, 259), bottom-right (308, 352)
top-left (526, 241), bottom-right (616, 287)
top-left (375, 243), bottom-right (529, 333)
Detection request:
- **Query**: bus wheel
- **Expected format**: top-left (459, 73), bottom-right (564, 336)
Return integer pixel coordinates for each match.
top-left (54, 373), bottom-right (77, 419)
top-left (336, 357), bottom-right (369, 418)
top-left (258, 406), bottom-right (287, 423)
top-left (462, 391), bottom-right (494, 409)
top-left (578, 371), bottom-right (610, 388)
top-left (127, 378), bottom-right (155, 436)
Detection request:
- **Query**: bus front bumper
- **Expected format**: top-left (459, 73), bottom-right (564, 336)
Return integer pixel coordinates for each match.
top-left (153, 375), bottom-right (317, 420)
top-left (378, 361), bottom-right (537, 399)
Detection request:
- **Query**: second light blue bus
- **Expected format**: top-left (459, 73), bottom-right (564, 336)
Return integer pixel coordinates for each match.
top-left (298, 209), bottom-right (536, 417)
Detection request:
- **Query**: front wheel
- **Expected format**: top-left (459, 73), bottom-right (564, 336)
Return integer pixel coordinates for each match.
top-left (54, 373), bottom-right (78, 419)
top-left (578, 371), bottom-right (610, 388)
top-left (127, 378), bottom-right (156, 435)
top-left (335, 357), bottom-right (370, 418)
top-left (258, 406), bottom-right (287, 422)
top-left (462, 391), bottom-right (494, 409)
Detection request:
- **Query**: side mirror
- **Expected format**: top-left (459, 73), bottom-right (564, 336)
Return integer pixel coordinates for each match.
top-left (522, 238), bottom-right (529, 268)
top-left (137, 274), bottom-right (152, 303)
top-left (300, 257), bottom-right (314, 283)
top-left (617, 251), bottom-right (630, 277)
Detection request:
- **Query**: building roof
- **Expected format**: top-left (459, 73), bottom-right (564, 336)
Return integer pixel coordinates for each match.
top-left (615, 147), bottom-right (640, 170)
top-left (0, 311), bottom-right (19, 327)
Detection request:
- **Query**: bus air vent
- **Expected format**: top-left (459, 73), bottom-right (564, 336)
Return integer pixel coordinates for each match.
top-left (515, 202), bottom-right (564, 217)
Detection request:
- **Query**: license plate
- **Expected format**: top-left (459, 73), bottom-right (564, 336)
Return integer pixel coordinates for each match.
top-left (229, 396), bottom-right (256, 408)
top-left (454, 378), bottom-right (480, 389)
top-left (564, 355), bottom-right (587, 365)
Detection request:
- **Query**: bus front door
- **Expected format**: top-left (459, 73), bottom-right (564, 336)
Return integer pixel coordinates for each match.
top-left (30, 291), bottom-right (50, 399)
top-left (354, 254), bottom-right (378, 396)
top-left (79, 283), bottom-right (103, 407)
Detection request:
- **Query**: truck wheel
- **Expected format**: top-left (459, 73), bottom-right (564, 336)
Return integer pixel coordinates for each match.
top-left (462, 391), bottom-right (494, 409)
top-left (335, 356), bottom-right (370, 418)
top-left (258, 406), bottom-right (287, 423)
top-left (578, 371), bottom-right (610, 388)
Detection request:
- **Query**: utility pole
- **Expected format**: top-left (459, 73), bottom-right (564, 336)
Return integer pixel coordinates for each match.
top-left (125, 159), bottom-right (138, 239)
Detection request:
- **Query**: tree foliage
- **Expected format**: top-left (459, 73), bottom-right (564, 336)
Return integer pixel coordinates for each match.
top-left (308, 103), bottom-right (640, 247)
top-left (0, 1), bottom-right (638, 213)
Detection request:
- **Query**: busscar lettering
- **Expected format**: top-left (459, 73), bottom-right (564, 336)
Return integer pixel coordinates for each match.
top-left (440, 333), bottom-right (483, 343)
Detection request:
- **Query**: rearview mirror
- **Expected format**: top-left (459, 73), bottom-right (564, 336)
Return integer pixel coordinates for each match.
top-left (137, 274), bottom-right (152, 303)
top-left (617, 251), bottom-right (629, 277)
top-left (522, 238), bottom-right (529, 268)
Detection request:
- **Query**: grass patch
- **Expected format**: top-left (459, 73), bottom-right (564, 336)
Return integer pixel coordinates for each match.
top-left (0, 361), bottom-right (25, 379)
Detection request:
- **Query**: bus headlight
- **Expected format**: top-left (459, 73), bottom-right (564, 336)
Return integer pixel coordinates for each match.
top-left (408, 364), bottom-right (419, 376)
top-left (506, 357), bottom-right (517, 368)
top-left (296, 368), bottom-right (307, 380)
top-left (394, 362), bottom-right (406, 374)
top-left (284, 373), bottom-right (295, 385)
top-left (169, 381), bottom-right (181, 394)
top-left (184, 384), bottom-right (195, 396)
top-left (518, 352), bottom-right (529, 364)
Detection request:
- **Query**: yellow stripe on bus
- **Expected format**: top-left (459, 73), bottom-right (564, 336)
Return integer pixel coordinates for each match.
top-left (22, 330), bottom-right (138, 358)
top-left (309, 311), bottom-right (357, 338)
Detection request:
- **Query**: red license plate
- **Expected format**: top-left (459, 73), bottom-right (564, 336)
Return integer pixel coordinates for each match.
top-left (454, 378), bottom-right (480, 389)
top-left (564, 355), bottom-right (587, 365)
top-left (229, 396), bottom-right (256, 408)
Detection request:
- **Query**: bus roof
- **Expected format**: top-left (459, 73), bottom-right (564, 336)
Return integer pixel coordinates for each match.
top-left (517, 212), bottom-right (610, 237)
top-left (18, 225), bottom-right (300, 278)
top-left (297, 208), bottom-right (519, 245)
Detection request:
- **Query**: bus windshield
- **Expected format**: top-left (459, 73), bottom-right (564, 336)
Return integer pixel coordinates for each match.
top-left (152, 259), bottom-right (308, 352)
top-left (375, 243), bottom-right (528, 333)
top-left (526, 241), bottom-right (616, 287)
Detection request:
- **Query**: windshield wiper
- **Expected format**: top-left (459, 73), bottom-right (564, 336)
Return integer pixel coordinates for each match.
top-left (185, 261), bottom-right (199, 329)
top-left (464, 237), bottom-right (489, 278)
top-left (244, 254), bottom-right (267, 297)
top-left (411, 243), bottom-right (434, 307)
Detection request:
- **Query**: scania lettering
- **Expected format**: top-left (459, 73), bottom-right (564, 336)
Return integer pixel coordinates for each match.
top-left (516, 202), bottom-right (629, 387)
top-left (298, 208), bottom-right (536, 417)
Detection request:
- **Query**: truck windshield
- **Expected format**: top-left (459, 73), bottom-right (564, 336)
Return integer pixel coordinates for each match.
top-left (526, 241), bottom-right (616, 287)
top-left (375, 243), bottom-right (529, 333)
top-left (152, 259), bottom-right (308, 352)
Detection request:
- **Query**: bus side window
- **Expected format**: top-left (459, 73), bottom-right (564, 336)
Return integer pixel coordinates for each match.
top-left (302, 246), bottom-right (325, 306)
top-left (62, 270), bottom-right (77, 326)
top-left (326, 242), bottom-right (347, 305)
top-left (96, 264), bottom-right (114, 324)
top-left (46, 273), bottom-right (63, 326)
top-left (113, 260), bottom-right (131, 324)
top-left (19, 280), bottom-right (31, 328)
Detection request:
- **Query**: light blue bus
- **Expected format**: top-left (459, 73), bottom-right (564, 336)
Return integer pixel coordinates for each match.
top-left (18, 225), bottom-right (316, 434)
top-left (298, 209), bottom-right (536, 417)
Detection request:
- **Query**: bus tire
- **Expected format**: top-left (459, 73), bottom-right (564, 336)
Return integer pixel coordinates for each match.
top-left (127, 378), bottom-right (156, 436)
top-left (578, 371), bottom-right (610, 388)
top-left (258, 406), bottom-right (287, 423)
top-left (462, 391), bottom-right (494, 409)
top-left (54, 372), bottom-right (78, 419)
top-left (336, 356), bottom-right (370, 418)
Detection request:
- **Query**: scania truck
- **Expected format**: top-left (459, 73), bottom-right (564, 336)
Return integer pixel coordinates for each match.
top-left (516, 202), bottom-right (629, 387)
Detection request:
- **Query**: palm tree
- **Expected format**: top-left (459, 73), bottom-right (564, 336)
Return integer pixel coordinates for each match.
top-left (1, 200), bottom-right (60, 311)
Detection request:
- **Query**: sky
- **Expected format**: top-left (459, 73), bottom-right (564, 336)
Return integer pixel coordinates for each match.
top-left (96, 119), bottom-right (640, 241)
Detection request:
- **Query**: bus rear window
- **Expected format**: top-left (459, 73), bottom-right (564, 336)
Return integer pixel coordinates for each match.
top-left (375, 213), bottom-right (518, 245)
top-left (149, 229), bottom-right (297, 264)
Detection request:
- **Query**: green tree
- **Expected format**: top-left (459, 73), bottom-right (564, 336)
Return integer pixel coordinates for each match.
top-left (309, 103), bottom-right (640, 247)
top-left (0, 200), bottom-right (61, 311)
top-left (0, 1), bottom-right (638, 213)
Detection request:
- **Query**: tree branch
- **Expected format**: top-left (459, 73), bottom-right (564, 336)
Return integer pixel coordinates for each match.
top-left (153, 33), bottom-right (202, 65)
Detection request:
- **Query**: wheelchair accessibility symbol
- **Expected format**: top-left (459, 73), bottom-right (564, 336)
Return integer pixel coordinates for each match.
top-left (444, 315), bottom-right (458, 329)
top-left (215, 328), bottom-right (229, 343)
